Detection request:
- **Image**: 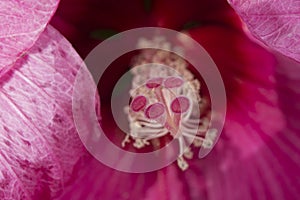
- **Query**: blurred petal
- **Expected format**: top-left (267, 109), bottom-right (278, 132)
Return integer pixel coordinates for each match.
top-left (58, 156), bottom-right (157, 200)
top-left (0, 0), bottom-right (59, 78)
top-left (185, 134), bottom-right (300, 200)
top-left (152, 0), bottom-right (242, 30)
top-left (54, 0), bottom-right (151, 31)
top-left (51, 0), bottom-right (152, 57)
top-left (0, 25), bottom-right (87, 199)
top-left (276, 53), bottom-right (300, 130)
top-left (59, 157), bottom-right (189, 200)
top-left (144, 165), bottom-right (187, 200)
top-left (228, 0), bottom-right (300, 62)
top-left (187, 26), bottom-right (284, 142)
top-left (179, 26), bottom-right (292, 199)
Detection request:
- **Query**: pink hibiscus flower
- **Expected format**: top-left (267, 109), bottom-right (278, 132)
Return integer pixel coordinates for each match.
top-left (0, 0), bottom-right (299, 199)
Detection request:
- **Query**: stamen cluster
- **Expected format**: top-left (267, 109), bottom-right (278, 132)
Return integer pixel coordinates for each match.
top-left (122, 37), bottom-right (216, 170)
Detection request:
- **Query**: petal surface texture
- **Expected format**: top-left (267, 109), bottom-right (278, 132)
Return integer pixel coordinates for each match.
top-left (0, 0), bottom-right (59, 77)
top-left (228, 0), bottom-right (300, 62)
top-left (0, 25), bottom-right (88, 199)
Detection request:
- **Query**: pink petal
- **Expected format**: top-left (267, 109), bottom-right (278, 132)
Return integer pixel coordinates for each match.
top-left (0, 0), bottom-right (59, 78)
top-left (51, 0), bottom-right (151, 57)
top-left (144, 165), bottom-right (187, 200)
top-left (183, 26), bottom-right (300, 199)
top-left (58, 156), bottom-right (158, 200)
top-left (152, 0), bottom-right (242, 30)
top-left (228, 0), bottom-right (300, 62)
top-left (184, 70), bottom-right (300, 198)
top-left (275, 53), bottom-right (300, 130)
top-left (186, 132), bottom-right (300, 200)
top-left (0, 25), bottom-right (88, 199)
top-left (187, 24), bottom-right (284, 154)
top-left (58, 157), bottom-right (188, 200)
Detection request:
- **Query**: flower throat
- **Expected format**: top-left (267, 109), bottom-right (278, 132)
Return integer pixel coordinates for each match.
top-left (122, 37), bottom-right (217, 171)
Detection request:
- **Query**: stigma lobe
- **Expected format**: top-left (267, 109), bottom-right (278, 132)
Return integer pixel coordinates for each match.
top-left (171, 96), bottom-right (190, 113)
top-left (145, 103), bottom-right (165, 119)
top-left (145, 77), bottom-right (164, 88)
top-left (163, 76), bottom-right (184, 88)
top-left (130, 95), bottom-right (147, 112)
